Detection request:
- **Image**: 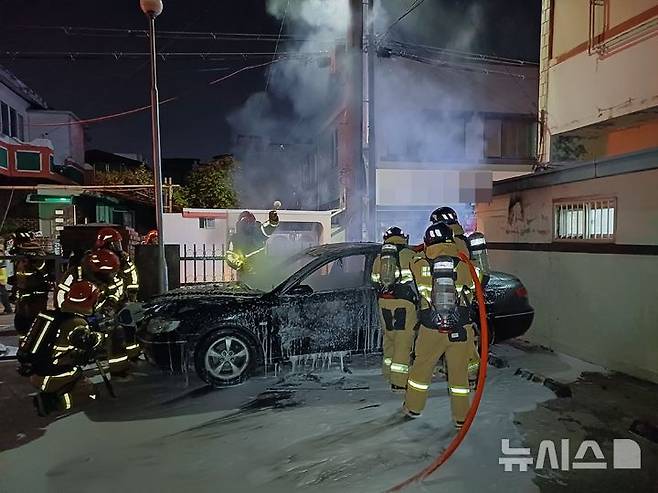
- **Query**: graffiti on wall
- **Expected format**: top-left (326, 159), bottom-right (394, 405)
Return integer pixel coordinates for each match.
top-left (505, 194), bottom-right (551, 238)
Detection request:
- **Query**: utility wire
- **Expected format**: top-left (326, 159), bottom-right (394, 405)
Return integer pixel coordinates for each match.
top-left (266, 0), bottom-right (291, 92)
top-left (0, 50), bottom-right (328, 61)
top-left (388, 39), bottom-right (539, 67)
top-left (9, 25), bottom-right (329, 43)
top-left (379, 0), bottom-right (427, 42)
top-left (30, 57), bottom-right (300, 128)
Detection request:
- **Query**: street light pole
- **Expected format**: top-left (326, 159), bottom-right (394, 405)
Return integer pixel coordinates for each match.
top-left (141, 0), bottom-right (168, 292)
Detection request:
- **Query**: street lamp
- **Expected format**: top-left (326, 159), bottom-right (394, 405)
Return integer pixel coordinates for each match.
top-left (140, 0), bottom-right (168, 292)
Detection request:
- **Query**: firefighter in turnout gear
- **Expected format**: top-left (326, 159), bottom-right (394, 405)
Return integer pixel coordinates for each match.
top-left (403, 222), bottom-right (476, 428)
top-left (371, 227), bottom-right (418, 391)
top-left (430, 207), bottom-right (481, 385)
top-left (8, 229), bottom-right (51, 338)
top-left (55, 247), bottom-right (128, 376)
top-left (81, 249), bottom-right (129, 376)
top-left (17, 280), bottom-right (104, 416)
top-left (95, 228), bottom-right (140, 360)
top-left (226, 210), bottom-right (279, 281)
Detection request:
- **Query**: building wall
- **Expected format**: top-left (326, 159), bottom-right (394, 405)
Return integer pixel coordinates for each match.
top-left (0, 81), bottom-right (30, 139)
top-left (540, 0), bottom-right (658, 160)
top-left (605, 119), bottom-right (658, 156)
top-left (476, 167), bottom-right (658, 383)
top-left (28, 111), bottom-right (85, 166)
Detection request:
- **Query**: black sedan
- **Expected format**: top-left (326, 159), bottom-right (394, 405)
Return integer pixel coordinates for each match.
top-left (138, 242), bottom-right (534, 386)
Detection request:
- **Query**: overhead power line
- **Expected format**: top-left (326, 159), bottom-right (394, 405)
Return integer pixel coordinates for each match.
top-left (30, 56), bottom-right (319, 128)
top-left (388, 40), bottom-right (539, 67)
top-left (379, 0), bottom-right (427, 41)
top-left (0, 50), bottom-right (328, 61)
top-left (9, 25), bottom-right (337, 43)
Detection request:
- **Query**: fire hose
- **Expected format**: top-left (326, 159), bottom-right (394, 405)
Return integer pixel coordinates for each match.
top-left (387, 252), bottom-right (490, 492)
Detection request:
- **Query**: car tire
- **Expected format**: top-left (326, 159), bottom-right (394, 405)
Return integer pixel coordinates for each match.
top-left (195, 328), bottom-right (256, 387)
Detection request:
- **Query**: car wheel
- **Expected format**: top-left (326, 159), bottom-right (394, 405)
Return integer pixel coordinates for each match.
top-left (195, 329), bottom-right (255, 387)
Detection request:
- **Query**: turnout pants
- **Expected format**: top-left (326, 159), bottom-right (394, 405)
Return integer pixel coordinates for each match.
top-left (30, 367), bottom-right (95, 412)
top-left (379, 298), bottom-right (417, 387)
top-left (468, 325), bottom-right (480, 383)
top-left (107, 326), bottom-right (130, 376)
top-left (404, 325), bottom-right (472, 424)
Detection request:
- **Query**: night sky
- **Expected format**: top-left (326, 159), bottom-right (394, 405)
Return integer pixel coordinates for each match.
top-left (1, 0), bottom-right (540, 162)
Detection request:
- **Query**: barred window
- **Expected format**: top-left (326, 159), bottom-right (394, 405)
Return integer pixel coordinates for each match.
top-left (554, 198), bottom-right (616, 241)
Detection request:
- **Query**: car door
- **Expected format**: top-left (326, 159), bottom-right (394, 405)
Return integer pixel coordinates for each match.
top-left (272, 253), bottom-right (373, 357)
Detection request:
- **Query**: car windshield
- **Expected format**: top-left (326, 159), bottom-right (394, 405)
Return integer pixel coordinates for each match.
top-left (241, 250), bottom-right (320, 292)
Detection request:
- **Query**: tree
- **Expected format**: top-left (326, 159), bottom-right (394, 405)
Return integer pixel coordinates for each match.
top-left (93, 165), bottom-right (153, 185)
top-left (179, 155), bottom-right (238, 209)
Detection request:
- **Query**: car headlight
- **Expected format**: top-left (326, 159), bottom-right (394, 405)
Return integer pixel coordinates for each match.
top-left (146, 317), bottom-right (181, 334)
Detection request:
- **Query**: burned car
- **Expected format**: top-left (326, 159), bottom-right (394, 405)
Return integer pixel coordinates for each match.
top-left (138, 242), bottom-right (534, 386)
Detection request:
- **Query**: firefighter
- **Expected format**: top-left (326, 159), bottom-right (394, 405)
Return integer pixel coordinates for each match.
top-left (17, 280), bottom-right (104, 416)
top-left (430, 207), bottom-right (471, 257)
top-left (430, 207), bottom-right (480, 385)
top-left (95, 228), bottom-right (140, 360)
top-left (58, 248), bottom-right (127, 374)
top-left (403, 222), bottom-right (476, 429)
top-left (82, 249), bottom-right (128, 377)
top-left (8, 229), bottom-right (51, 338)
top-left (225, 210), bottom-right (279, 281)
top-left (371, 227), bottom-right (418, 391)
top-left (55, 247), bottom-right (124, 311)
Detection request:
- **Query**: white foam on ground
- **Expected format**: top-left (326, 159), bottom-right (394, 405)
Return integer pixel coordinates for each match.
top-left (0, 364), bottom-right (555, 493)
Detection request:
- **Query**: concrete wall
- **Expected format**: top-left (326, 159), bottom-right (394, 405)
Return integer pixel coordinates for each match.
top-left (477, 168), bottom-right (658, 383)
top-left (543, 1), bottom-right (658, 138)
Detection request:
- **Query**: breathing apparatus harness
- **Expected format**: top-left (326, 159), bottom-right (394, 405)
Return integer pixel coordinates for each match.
top-left (377, 242), bottom-right (417, 304)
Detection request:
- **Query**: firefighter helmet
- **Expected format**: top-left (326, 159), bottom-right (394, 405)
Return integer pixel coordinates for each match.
top-left (61, 280), bottom-right (100, 315)
top-left (430, 207), bottom-right (459, 225)
top-left (238, 211), bottom-right (256, 224)
top-left (95, 227), bottom-right (123, 252)
top-left (383, 226), bottom-right (408, 243)
top-left (143, 230), bottom-right (158, 245)
top-left (424, 222), bottom-right (454, 247)
top-left (83, 249), bottom-right (121, 282)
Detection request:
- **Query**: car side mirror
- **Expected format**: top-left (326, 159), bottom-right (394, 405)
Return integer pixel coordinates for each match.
top-left (287, 284), bottom-right (313, 296)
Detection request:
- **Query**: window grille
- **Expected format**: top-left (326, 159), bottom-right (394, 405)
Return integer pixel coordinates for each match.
top-left (554, 198), bottom-right (616, 241)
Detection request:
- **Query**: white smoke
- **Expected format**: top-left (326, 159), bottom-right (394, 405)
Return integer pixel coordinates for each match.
top-left (228, 0), bottom-right (351, 209)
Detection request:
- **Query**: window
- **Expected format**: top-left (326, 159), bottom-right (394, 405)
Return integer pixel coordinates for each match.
top-left (1, 103), bottom-right (8, 135)
top-left (50, 155), bottom-right (55, 172)
top-left (16, 150), bottom-right (41, 171)
top-left (485, 117), bottom-right (537, 159)
top-left (17, 114), bottom-right (24, 141)
top-left (302, 254), bottom-right (366, 292)
top-left (554, 198), bottom-right (616, 241)
top-left (9, 108), bottom-right (17, 138)
top-left (199, 218), bottom-right (216, 229)
top-left (302, 155), bottom-right (315, 187)
top-left (0, 147), bottom-right (8, 169)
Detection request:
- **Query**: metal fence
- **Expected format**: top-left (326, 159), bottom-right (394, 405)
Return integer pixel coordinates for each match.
top-left (179, 243), bottom-right (237, 285)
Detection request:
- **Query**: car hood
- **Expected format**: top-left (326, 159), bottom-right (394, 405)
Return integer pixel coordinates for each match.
top-left (149, 282), bottom-right (264, 303)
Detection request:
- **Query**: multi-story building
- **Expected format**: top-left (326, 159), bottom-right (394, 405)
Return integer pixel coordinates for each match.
top-left (373, 52), bottom-right (538, 240)
top-left (538, 0), bottom-right (658, 162)
top-left (0, 64), bottom-right (88, 186)
top-left (476, 0), bottom-right (658, 383)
